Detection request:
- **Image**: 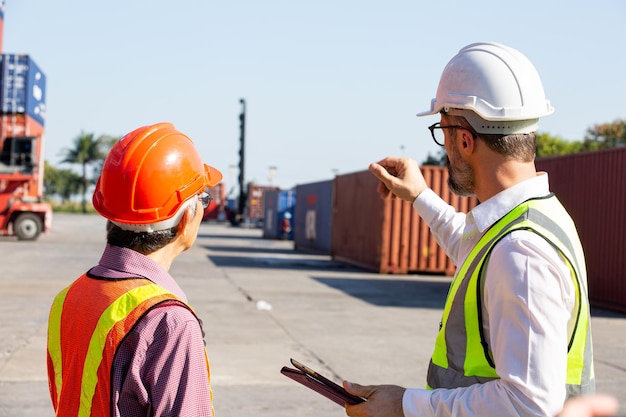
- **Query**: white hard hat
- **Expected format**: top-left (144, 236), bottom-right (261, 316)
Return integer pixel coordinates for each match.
top-left (417, 42), bottom-right (554, 134)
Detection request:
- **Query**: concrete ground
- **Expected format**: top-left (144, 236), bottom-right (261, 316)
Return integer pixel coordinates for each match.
top-left (0, 213), bottom-right (624, 416)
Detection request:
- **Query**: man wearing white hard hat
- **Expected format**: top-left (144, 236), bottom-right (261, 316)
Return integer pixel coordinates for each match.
top-left (344, 43), bottom-right (594, 417)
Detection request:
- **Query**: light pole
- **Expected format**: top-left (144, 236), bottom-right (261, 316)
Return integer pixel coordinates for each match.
top-left (268, 166), bottom-right (277, 186)
top-left (237, 98), bottom-right (246, 218)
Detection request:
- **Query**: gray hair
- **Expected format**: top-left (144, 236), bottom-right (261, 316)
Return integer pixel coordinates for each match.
top-left (445, 113), bottom-right (536, 163)
top-left (105, 201), bottom-right (198, 254)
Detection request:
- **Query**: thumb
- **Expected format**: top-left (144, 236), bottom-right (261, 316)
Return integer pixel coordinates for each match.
top-left (369, 162), bottom-right (392, 183)
top-left (343, 380), bottom-right (375, 398)
top-left (369, 162), bottom-right (395, 198)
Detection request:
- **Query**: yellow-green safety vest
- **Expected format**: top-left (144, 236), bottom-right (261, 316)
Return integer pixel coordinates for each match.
top-left (427, 194), bottom-right (595, 398)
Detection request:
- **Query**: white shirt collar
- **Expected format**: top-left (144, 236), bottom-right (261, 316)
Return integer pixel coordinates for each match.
top-left (468, 172), bottom-right (551, 233)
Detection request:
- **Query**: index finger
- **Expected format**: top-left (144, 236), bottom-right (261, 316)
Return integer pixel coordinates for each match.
top-left (375, 157), bottom-right (403, 169)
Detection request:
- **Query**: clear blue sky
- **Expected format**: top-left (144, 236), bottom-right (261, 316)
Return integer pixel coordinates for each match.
top-left (3, 1), bottom-right (625, 192)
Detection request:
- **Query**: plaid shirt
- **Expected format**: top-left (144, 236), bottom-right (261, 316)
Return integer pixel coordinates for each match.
top-left (89, 244), bottom-right (213, 417)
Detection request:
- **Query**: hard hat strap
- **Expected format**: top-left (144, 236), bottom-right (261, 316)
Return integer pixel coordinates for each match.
top-left (112, 197), bottom-right (197, 233)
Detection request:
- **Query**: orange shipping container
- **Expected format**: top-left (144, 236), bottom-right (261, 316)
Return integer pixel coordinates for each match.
top-left (246, 184), bottom-right (279, 222)
top-left (202, 182), bottom-right (226, 221)
top-left (331, 167), bottom-right (478, 275)
top-left (0, 113), bottom-right (44, 137)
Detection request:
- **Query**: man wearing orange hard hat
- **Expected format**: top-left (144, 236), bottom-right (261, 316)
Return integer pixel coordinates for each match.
top-left (46, 123), bottom-right (222, 417)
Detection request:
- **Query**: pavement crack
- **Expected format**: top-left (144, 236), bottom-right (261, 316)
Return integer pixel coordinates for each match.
top-left (220, 272), bottom-right (347, 383)
top-left (222, 271), bottom-right (254, 302)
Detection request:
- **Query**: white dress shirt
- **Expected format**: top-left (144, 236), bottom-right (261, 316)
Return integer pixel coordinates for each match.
top-left (403, 173), bottom-right (576, 417)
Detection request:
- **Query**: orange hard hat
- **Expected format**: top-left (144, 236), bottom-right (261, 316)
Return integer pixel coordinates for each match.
top-left (92, 122), bottom-right (222, 230)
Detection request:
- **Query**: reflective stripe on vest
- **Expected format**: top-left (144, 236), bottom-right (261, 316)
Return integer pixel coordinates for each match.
top-left (47, 274), bottom-right (213, 416)
top-left (427, 195), bottom-right (594, 396)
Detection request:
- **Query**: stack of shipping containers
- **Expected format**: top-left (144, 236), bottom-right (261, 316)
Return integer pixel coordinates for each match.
top-left (0, 54), bottom-right (46, 149)
top-left (0, 1), bottom-right (46, 176)
top-left (0, 3), bottom-right (51, 239)
top-left (0, 5), bottom-right (47, 201)
top-left (0, 56), bottom-right (47, 196)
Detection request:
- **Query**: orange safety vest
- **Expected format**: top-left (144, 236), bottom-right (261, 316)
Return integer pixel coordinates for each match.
top-left (47, 274), bottom-right (213, 416)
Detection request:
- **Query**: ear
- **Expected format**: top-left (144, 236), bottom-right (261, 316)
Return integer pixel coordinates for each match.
top-left (459, 130), bottom-right (475, 154)
top-left (176, 205), bottom-right (194, 237)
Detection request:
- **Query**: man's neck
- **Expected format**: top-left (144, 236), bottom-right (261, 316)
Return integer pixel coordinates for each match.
top-left (146, 240), bottom-right (184, 272)
top-left (474, 160), bottom-right (537, 202)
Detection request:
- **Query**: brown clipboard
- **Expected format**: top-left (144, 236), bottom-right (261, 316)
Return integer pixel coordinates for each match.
top-left (280, 358), bottom-right (365, 407)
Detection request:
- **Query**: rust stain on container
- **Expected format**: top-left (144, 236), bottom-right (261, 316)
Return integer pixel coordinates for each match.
top-left (331, 167), bottom-right (477, 275)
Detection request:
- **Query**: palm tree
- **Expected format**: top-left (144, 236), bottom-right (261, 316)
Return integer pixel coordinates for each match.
top-left (44, 161), bottom-right (83, 204)
top-left (59, 132), bottom-right (107, 213)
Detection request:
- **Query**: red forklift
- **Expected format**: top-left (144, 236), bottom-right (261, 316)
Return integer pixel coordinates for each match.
top-left (0, 131), bottom-right (51, 240)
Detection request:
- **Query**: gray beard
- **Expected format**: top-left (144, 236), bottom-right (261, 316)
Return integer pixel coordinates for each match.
top-left (446, 156), bottom-right (475, 197)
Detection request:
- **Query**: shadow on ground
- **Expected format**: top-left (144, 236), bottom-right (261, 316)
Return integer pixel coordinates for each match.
top-left (197, 233), bottom-right (264, 240)
top-left (312, 276), bottom-right (449, 309)
top-left (204, 241), bottom-right (451, 309)
top-left (206, 252), bottom-right (356, 272)
top-left (203, 245), bottom-right (296, 256)
top-left (590, 307), bottom-right (626, 319)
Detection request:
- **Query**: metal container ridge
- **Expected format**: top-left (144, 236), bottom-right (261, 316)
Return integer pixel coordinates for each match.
top-left (536, 148), bottom-right (626, 313)
top-left (331, 167), bottom-right (478, 275)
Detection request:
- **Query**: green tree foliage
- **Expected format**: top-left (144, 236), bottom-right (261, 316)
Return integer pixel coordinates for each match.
top-left (89, 135), bottom-right (120, 181)
top-left (419, 132), bottom-right (586, 164)
top-left (44, 161), bottom-right (82, 203)
top-left (422, 149), bottom-right (447, 166)
top-left (535, 133), bottom-right (583, 158)
top-left (582, 118), bottom-right (626, 150)
top-left (59, 132), bottom-right (110, 213)
top-left (421, 117), bottom-right (626, 166)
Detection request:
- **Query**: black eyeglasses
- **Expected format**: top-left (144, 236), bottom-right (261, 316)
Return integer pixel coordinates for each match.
top-left (428, 122), bottom-right (474, 146)
top-left (198, 188), bottom-right (212, 209)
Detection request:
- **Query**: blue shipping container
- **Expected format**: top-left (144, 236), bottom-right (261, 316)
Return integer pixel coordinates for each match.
top-left (0, 54), bottom-right (47, 126)
top-left (293, 179), bottom-right (334, 254)
top-left (263, 189), bottom-right (296, 240)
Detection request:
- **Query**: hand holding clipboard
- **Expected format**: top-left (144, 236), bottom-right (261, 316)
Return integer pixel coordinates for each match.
top-left (280, 358), bottom-right (366, 407)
